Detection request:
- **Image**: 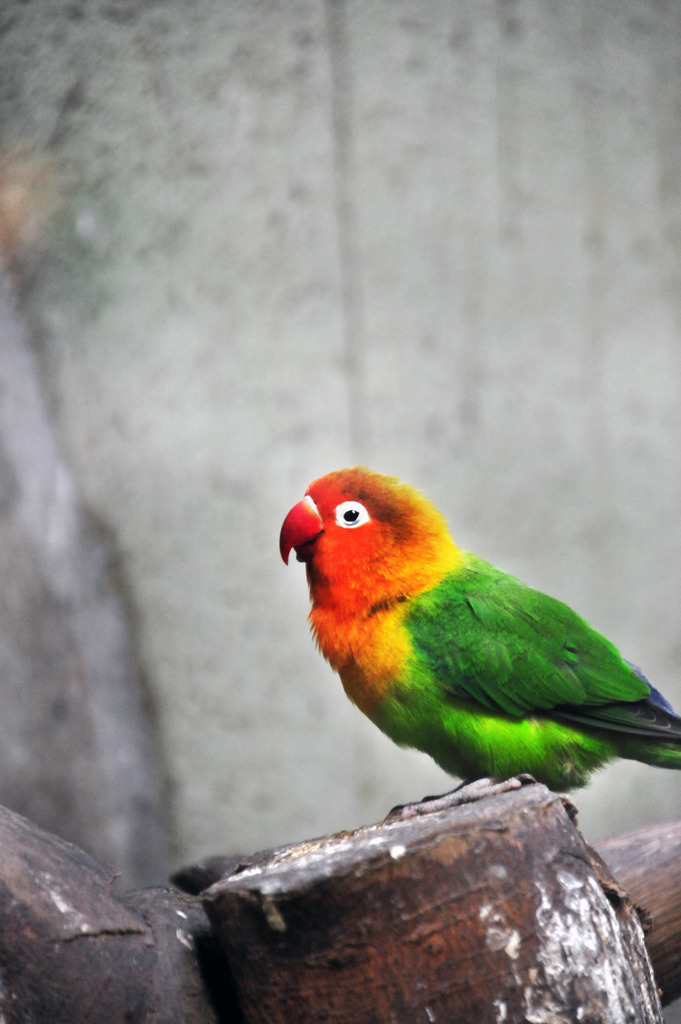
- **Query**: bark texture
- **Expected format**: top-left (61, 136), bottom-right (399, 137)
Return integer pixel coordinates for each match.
top-left (203, 781), bottom-right (662, 1024)
top-left (596, 819), bottom-right (681, 1006)
top-left (0, 803), bottom-right (226, 1024)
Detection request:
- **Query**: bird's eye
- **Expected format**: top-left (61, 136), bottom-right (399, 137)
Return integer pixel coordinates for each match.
top-left (335, 501), bottom-right (370, 529)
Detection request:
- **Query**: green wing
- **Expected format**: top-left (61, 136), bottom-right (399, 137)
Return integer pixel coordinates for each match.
top-left (405, 555), bottom-right (650, 717)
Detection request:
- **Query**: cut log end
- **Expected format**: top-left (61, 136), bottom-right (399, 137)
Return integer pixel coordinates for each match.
top-left (203, 780), bottom-right (663, 1024)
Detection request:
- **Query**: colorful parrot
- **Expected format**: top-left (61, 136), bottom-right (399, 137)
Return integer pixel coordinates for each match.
top-left (280, 466), bottom-right (681, 791)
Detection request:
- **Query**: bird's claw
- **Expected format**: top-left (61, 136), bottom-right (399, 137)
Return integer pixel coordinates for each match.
top-left (384, 774), bottom-right (536, 821)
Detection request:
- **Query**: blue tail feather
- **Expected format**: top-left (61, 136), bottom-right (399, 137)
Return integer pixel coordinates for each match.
top-left (624, 660), bottom-right (678, 716)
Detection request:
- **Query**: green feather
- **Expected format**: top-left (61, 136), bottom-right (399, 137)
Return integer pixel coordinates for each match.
top-left (407, 556), bottom-right (649, 715)
top-left (371, 555), bottom-right (681, 790)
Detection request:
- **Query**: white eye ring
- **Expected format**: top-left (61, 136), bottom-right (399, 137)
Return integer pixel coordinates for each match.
top-left (335, 500), bottom-right (370, 529)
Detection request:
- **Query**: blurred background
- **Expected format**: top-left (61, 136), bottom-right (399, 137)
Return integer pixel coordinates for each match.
top-left (0, 0), bottom-right (680, 966)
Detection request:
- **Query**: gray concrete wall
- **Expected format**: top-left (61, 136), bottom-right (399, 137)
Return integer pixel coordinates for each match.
top-left (1, 0), bottom-right (681, 882)
top-left (0, 279), bottom-right (168, 887)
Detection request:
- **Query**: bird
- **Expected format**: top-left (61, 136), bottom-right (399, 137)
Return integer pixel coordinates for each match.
top-left (280, 466), bottom-right (681, 792)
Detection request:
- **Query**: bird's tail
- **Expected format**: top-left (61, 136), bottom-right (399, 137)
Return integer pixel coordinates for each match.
top-left (553, 683), bottom-right (681, 773)
top-left (627, 738), bottom-right (681, 771)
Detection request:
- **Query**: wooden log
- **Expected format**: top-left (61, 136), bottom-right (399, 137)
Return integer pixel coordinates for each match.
top-left (203, 780), bottom-right (662, 1024)
top-left (595, 820), bottom-right (681, 1006)
top-left (0, 803), bottom-right (225, 1023)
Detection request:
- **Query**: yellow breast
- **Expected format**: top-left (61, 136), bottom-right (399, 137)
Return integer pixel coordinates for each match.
top-left (311, 601), bottom-right (413, 718)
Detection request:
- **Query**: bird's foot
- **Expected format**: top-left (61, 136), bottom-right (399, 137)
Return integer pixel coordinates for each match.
top-left (385, 774), bottom-right (536, 821)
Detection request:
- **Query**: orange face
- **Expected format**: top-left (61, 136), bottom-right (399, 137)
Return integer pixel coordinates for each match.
top-left (280, 467), bottom-right (463, 617)
top-left (281, 467), bottom-right (466, 712)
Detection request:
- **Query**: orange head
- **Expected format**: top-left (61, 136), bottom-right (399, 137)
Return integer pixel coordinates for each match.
top-left (280, 467), bottom-right (463, 616)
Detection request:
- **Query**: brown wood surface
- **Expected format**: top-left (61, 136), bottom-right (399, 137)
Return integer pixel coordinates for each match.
top-left (203, 780), bottom-right (662, 1024)
top-left (0, 782), bottom-right (677, 1023)
top-left (0, 803), bottom-right (225, 1024)
top-left (595, 819), bottom-right (681, 1006)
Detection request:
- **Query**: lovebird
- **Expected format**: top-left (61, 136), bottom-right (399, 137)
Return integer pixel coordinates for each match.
top-left (280, 466), bottom-right (681, 791)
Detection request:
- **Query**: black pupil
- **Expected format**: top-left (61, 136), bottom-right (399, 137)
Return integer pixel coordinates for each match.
top-left (344, 509), bottom-right (360, 523)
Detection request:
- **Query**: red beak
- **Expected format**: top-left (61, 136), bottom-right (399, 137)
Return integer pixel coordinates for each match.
top-left (280, 496), bottom-right (324, 564)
